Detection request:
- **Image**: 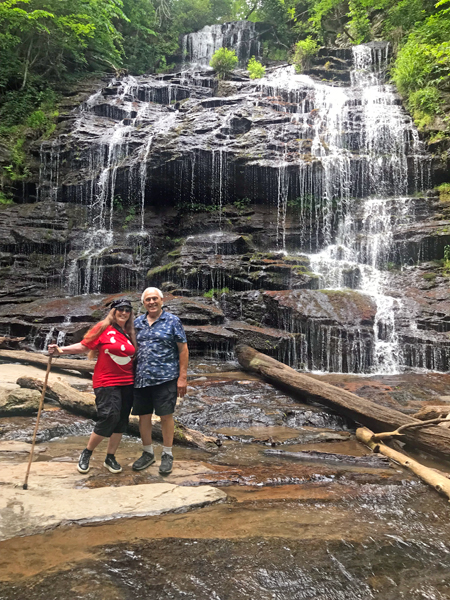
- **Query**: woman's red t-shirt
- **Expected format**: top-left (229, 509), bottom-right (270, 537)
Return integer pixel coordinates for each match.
top-left (81, 325), bottom-right (135, 388)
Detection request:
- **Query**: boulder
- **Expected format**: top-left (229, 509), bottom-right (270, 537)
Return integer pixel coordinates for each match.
top-left (0, 388), bottom-right (41, 416)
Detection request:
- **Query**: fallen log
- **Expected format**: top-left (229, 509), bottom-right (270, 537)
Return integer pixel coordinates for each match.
top-left (413, 406), bottom-right (450, 421)
top-left (236, 344), bottom-right (450, 460)
top-left (0, 349), bottom-right (96, 375)
top-left (17, 376), bottom-right (220, 452)
top-left (263, 449), bottom-right (390, 468)
top-left (356, 427), bottom-right (450, 502)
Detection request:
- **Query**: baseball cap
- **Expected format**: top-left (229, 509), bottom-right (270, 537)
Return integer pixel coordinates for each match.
top-left (110, 298), bottom-right (132, 310)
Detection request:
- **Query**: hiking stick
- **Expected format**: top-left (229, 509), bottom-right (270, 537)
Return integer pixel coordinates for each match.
top-left (23, 354), bottom-right (53, 490)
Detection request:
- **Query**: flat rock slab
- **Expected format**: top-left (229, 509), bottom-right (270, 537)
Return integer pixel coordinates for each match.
top-left (0, 482), bottom-right (226, 541)
top-left (1, 462), bottom-right (88, 490)
top-left (0, 441), bottom-right (47, 454)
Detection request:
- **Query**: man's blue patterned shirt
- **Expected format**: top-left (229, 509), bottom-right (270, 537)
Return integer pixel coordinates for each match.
top-left (134, 310), bottom-right (187, 388)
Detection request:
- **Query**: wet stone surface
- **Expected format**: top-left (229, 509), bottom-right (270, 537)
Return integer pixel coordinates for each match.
top-left (2, 485), bottom-right (450, 600)
top-left (1, 362), bottom-right (450, 597)
top-left (0, 409), bottom-right (94, 443)
top-left (177, 379), bottom-right (352, 439)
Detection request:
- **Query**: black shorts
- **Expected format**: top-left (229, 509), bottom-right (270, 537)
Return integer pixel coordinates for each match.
top-left (132, 379), bottom-right (177, 417)
top-left (93, 385), bottom-right (134, 437)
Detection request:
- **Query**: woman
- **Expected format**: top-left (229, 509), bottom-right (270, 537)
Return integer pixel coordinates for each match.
top-left (48, 298), bottom-right (136, 475)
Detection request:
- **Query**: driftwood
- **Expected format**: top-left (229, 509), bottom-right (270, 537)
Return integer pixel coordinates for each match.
top-left (356, 427), bottom-right (450, 502)
top-left (371, 415), bottom-right (450, 440)
top-left (263, 449), bottom-right (389, 468)
top-left (413, 406), bottom-right (450, 421)
top-left (0, 349), bottom-right (96, 375)
top-left (17, 376), bottom-right (220, 452)
top-left (0, 336), bottom-right (25, 350)
top-left (236, 344), bottom-right (450, 460)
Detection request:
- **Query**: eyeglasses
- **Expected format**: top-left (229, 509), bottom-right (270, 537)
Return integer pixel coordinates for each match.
top-left (116, 307), bottom-right (131, 313)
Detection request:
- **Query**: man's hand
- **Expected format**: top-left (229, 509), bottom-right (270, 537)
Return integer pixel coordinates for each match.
top-left (177, 377), bottom-right (187, 398)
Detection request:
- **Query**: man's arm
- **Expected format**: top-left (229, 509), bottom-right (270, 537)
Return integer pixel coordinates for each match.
top-left (177, 342), bottom-right (189, 397)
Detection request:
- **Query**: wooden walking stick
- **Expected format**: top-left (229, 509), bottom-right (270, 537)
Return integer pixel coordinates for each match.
top-left (23, 353), bottom-right (53, 490)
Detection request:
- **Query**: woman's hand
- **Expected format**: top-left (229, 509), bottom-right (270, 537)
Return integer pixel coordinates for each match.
top-left (48, 342), bottom-right (88, 356)
top-left (48, 344), bottom-right (62, 355)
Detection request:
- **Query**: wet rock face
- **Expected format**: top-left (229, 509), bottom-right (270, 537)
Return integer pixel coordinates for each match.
top-left (221, 289), bottom-right (377, 372)
top-left (147, 233), bottom-right (320, 293)
top-left (0, 41), bottom-right (449, 373)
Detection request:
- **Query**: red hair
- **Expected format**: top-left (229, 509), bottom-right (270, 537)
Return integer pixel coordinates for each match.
top-left (83, 308), bottom-right (137, 359)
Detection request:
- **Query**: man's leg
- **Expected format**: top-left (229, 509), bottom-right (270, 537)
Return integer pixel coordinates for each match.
top-left (159, 413), bottom-right (174, 475)
top-left (139, 414), bottom-right (153, 445)
top-left (160, 414), bottom-right (174, 447)
top-left (132, 413), bottom-right (155, 471)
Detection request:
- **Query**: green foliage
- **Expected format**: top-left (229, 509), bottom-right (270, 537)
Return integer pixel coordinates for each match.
top-left (203, 287), bottom-right (229, 298)
top-left (113, 196), bottom-right (124, 211)
top-left (0, 0), bottom-right (127, 91)
top-left (445, 244), bottom-right (450, 261)
top-left (443, 244), bottom-right (450, 274)
top-left (438, 183), bottom-right (450, 201)
top-left (0, 191), bottom-right (14, 206)
top-left (233, 196), bottom-right (252, 209)
top-left (247, 56), bottom-right (265, 79)
top-left (122, 205), bottom-right (137, 228)
top-left (120, 0), bottom-right (158, 74)
top-left (292, 37), bottom-right (319, 72)
top-left (210, 47), bottom-right (238, 79)
top-left (391, 2), bottom-right (450, 125)
top-left (176, 200), bottom-right (220, 213)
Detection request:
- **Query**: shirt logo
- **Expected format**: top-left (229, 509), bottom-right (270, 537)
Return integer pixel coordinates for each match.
top-left (104, 348), bottom-right (132, 365)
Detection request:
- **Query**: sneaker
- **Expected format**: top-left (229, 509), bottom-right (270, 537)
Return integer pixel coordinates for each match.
top-left (77, 448), bottom-right (92, 474)
top-left (159, 452), bottom-right (173, 475)
top-left (132, 450), bottom-right (155, 471)
top-left (104, 454), bottom-right (122, 474)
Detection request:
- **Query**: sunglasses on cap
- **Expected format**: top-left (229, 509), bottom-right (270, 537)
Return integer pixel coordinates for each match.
top-left (110, 298), bottom-right (132, 311)
top-left (116, 306), bottom-right (131, 313)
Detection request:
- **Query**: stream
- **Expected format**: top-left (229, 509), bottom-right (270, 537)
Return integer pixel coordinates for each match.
top-left (1, 359), bottom-right (450, 599)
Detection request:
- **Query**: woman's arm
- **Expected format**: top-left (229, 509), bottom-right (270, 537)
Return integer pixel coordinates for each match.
top-left (48, 343), bottom-right (89, 356)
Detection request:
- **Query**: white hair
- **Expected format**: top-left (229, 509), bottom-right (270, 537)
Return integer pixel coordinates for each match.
top-left (141, 287), bottom-right (164, 303)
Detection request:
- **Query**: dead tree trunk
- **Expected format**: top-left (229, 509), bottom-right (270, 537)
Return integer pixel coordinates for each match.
top-left (17, 376), bottom-right (220, 452)
top-left (236, 344), bottom-right (450, 460)
top-left (0, 350), bottom-right (96, 374)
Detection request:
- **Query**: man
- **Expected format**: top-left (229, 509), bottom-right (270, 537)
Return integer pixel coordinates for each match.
top-left (132, 287), bottom-right (188, 475)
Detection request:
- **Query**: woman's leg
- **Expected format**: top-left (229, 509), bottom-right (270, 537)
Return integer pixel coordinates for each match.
top-left (106, 432), bottom-right (123, 454)
top-left (86, 431), bottom-right (105, 452)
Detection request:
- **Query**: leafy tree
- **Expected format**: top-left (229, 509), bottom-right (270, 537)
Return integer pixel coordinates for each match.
top-left (210, 47), bottom-right (238, 79)
top-left (392, 0), bottom-right (450, 121)
top-left (247, 56), bottom-right (266, 78)
top-left (120, 0), bottom-right (158, 74)
top-left (0, 0), bottom-right (127, 94)
top-left (292, 36), bottom-right (319, 72)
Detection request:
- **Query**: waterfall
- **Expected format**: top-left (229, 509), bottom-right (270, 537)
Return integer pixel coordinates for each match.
top-left (50, 76), bottom-right (180, 295)
top-left (182, 21), bottom-right (261, 68)
top-left (258, 44), bottom-right (429, 374)
top-left (30, 36), bottom-right (446, 373)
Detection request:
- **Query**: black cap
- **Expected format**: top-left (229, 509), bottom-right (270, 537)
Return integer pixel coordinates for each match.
top-left (110, 298), bottom-right (132, 310)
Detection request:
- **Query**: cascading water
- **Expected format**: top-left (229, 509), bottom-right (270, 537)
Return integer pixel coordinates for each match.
top-left (40, 76), bottom-right (181, 295)
top-left (261, 44), bottom-right (428, 374)
top-left (182, 21), bottom-right (262, 68)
